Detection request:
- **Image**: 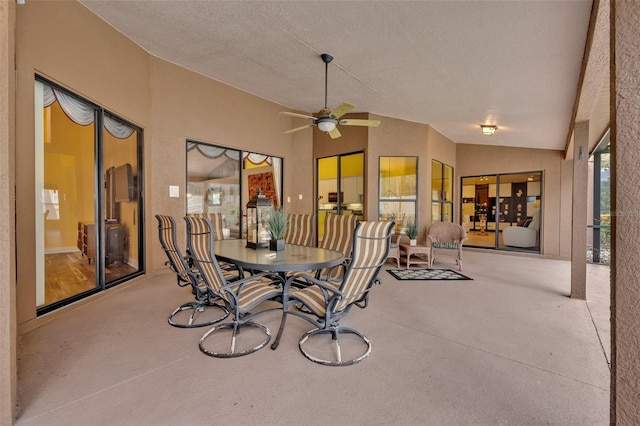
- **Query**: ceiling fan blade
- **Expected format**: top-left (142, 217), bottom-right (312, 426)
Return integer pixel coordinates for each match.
top-left (339, 119), bottom-right (381, 127)
top-left (330, 103), bottom-right (356, 119)
top-left (328, 127), bottom-right (341, 139)
top-left (284, 123), bottom-right (315, 134)
top-left (280, 111), bottom-right (317, 121)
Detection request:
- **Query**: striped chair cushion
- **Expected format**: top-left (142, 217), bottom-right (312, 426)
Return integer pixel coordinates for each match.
top-left (319, 213), bottom-right (357, 279)
top-left (285, 213), bottom-right (315, 246)
top-left (292, 221), bottom-right (394, 315)
top-left (156, 214), bottom-right (190, 281)
top-left (334, 221), bottom-right (394, 311)
top-left (188, 212), bottom-right (225, 240)
top-left (185, 216), bottom-right (280, 309)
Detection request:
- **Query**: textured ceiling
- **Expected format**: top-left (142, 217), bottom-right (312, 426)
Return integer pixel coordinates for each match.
top-left (79, 0), bottom-right (602, 151)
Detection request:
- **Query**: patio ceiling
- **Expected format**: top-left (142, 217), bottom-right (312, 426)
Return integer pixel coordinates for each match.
top-left (79, 0), bottom-right (609, 152)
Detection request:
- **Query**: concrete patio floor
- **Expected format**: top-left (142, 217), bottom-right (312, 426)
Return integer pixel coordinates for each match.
top-left (16, 249), bottom-right (610, 425)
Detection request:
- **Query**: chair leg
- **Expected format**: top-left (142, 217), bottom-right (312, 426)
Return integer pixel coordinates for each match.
top-left (298, 326), bottom-right (372, 366)
top-left (168, 299), bottom-right (228, 328)
top-left (199, 321), bottom-right (271, 358)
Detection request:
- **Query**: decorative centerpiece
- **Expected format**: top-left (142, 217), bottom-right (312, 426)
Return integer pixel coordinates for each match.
top-left (406, 221), bottom-right (419, 246)
top-left (246, 189), bottom-right (273, 249)
top-left (268, 208), bottom-right (288, 251)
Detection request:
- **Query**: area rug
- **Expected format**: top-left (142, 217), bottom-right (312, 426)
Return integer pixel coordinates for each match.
top-left (387, 268), bottom-right (472, 281)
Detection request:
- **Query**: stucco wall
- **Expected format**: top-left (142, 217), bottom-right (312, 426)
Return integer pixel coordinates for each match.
top-left (1, 1), bottom-right (17, 422)
top-left (456, 143), bottom-right (571, 259)
top-left (611, 0), bottom-right (640, 422)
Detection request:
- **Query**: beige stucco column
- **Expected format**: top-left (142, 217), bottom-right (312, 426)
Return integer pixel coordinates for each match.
top-left (570, 121), bottom-right (588, 299)
top-left (611, 1), bottom-right (640, 424)
top-left (0, 1), bottom-right (17, 424)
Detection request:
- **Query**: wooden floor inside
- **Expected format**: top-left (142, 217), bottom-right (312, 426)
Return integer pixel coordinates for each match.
top-left (45, 252), bottom-right (137, 305)
top-left (465, 229), bottom-right (504, 247)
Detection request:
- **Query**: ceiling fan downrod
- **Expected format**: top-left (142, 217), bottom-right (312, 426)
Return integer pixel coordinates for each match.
top-left (321, 53), bottom-right (333, 109)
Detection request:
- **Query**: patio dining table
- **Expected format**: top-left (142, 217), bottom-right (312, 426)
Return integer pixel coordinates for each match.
top-left (212, 239), bottom-right (344, 279)
top-left (212, 239), bottom-right (345, 350)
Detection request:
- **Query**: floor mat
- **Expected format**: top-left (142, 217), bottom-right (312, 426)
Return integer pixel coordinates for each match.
top-left (387, 268), bottom-right (472, 281)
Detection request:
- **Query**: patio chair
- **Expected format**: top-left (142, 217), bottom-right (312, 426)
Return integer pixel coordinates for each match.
top-left (317, 212), bottom-right (358, 280)
top-left (273, 220), bottom-right (395, 366)
top-left (284, 213), bottom-right (315, 246)
top-left (426, 221), bottom-right (467, 270)
top-left (185, 216), bottom-right (283, 358)
top-left (155, 214), bottom-right (229, 328)
top-left (188, 212), bottom-right (238, 273)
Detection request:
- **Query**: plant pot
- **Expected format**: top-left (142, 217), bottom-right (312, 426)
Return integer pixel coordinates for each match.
top-left (269, 239), bottom-right (285, 251)
top-left (409, 239), bottom-right (417, 246)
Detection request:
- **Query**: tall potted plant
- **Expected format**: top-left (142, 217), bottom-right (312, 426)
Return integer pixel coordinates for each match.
top-left (406, 221), bottom-right (419, 246)
top-left (268, 208), bottom-right (288, 251)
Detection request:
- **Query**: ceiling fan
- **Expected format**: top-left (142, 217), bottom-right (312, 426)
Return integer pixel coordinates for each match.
top-left (281, 53), bottom-right (381, 139)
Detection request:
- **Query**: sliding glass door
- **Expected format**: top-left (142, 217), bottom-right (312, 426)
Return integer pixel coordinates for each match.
top-left (461, 172), bottom-right (542, 252)
top-left (316, 152), bottom-right (364, 243)
top-left (35, 78), bottom-right (144, 315)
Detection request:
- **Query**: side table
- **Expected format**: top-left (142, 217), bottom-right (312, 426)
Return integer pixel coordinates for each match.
top-left (399, 243), bottom-right (430, 269)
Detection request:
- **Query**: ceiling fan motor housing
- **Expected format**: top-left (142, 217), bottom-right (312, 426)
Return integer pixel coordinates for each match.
top-left (321, 53), bottom-right (333, 64)
top-left (317, 117), bottom-right (338, 132)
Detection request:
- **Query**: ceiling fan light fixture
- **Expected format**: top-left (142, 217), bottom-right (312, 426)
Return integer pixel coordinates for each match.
top-left (318, 120), bottom-right (336, 133)
top-left (481, 125), bottom-right (497, 136)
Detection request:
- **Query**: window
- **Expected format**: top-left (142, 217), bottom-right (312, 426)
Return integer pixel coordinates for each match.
top-left (186, 141), bottom-right (283, 240)
top-left (378, 156), bottom-right (417, 232)
top-left (431, 160), bottom-right (453, 222)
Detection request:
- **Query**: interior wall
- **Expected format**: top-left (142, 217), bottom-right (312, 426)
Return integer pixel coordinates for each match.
top-left (456, 143), bottom-right (571, 259)
top-left (44, 101), bottom-right (94, 250)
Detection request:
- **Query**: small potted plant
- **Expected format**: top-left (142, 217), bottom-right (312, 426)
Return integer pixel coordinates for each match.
top-left (406, 221), bottom-right (419, 246)
top-left (268, 208), bottom-right (288, 251)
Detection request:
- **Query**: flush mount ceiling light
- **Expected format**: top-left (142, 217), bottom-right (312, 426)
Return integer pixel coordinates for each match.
top-left (481, 125), bottom-right (497, 136)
